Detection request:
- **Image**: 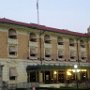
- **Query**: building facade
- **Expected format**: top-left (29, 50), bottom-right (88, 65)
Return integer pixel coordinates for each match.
top-left (0, 18), bottom-right (90, 85)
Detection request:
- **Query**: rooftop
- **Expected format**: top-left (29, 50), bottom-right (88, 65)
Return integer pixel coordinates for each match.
top-left (0, 18), bottom-right (90, 37)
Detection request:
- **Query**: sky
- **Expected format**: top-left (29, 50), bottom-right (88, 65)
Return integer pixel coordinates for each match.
top-left (0, 0), bottom-right (90, 33)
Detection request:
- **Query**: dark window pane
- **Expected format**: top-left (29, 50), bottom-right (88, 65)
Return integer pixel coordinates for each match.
top-left (45, 55), bottom-right (50, 57)
top-left (10, 76), bottom-right (16, 80)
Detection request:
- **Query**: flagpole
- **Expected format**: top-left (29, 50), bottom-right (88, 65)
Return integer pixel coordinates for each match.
top-left (36, 0), bottom-right (39, 24)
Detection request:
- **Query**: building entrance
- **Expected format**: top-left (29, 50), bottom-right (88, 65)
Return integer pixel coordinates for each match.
top-left (44, 71), bottom-right (51, 84)
top-left (58, 71), bottom-right (65, 83)
top-left (26, 65), bottom-right (89, 84)
top-left (27, 71), bottom-right (37, 82)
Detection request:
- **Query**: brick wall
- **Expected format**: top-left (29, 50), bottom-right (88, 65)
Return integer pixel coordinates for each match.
top-left (18, 32), bottom-right (29, 59)
top-left (0, 31), bottom-right (8, 58)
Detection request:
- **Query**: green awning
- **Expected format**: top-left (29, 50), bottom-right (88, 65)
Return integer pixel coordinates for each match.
top-left (26, 65), bottom-right (90, 71)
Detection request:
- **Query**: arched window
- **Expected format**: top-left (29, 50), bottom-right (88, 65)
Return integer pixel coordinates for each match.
top-left (30, 33), bottom-right (37, 42)
top-left (57, 36), bottom-right (63, 45)
top-left (8, 29), bottom-right (17, 39)
top-left (69, 38), bottom-right (75, 46)
top-left (80, 40), bottom-right (85, 48)
top-left (44, 35), bottom-right (51, 43)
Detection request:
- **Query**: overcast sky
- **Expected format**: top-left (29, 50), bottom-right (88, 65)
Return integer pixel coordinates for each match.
top-left (0, 0), bottom-right (90, 33)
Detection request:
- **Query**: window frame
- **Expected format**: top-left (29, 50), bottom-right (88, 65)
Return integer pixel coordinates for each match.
top-left (29, 33), bottom-right (37, 42)
top-left (8, 29), bottom-right (17, 39)
top-left (57, 36), bottom-right (64, 45)
top-left (45, 48), bottom-right (51, 58)
top-left (44, 35), bottom-right (51, 44)
top-left (8, 45), bottom-right (17, 57)
top-left (30, 46), bottom-right (37, 57)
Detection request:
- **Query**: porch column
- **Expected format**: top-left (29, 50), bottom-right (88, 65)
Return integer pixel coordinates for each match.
top-left (87, 70), bottom-right (90, 80)
top-left (77, 72), bottom-right (80, 80)
top-left (39, 71), bottom-right (43, 83)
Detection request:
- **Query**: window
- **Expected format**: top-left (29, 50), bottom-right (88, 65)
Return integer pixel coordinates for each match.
top-left (45, 48), bottom-right (51, 57)
top-left (57, 37), bottom-right (63, 45)
top-left (58, 49), bottom-right (64, 59)
top-left (80, 71), bottom-right (87, 80)
top-left (69, 39), bottom-right (75, 46)
top-left (30, 33), bottom-right (37, 42)
top-left (10, 76), bottom-right (16, 80)
top-left (9, 46), bottom-right (17, 56)
top-left (9, 29), bottom-right (17, 39)
top-left (44, 35), bottom-right (51, 43)
top-left (80, 51), bottom-right (86, 60)
top-left (80, 40), bottom-right (85, 48)
top-left (9, 67), bottom-right (17, 80)
top-left (70, 50), bottom-right (76, 59)
top-left (30, 47), bottom-right (37, 57)
top-left (45, 71), bottom-right (50, 83)
top-left (27, 71), bottom-right (37, 82)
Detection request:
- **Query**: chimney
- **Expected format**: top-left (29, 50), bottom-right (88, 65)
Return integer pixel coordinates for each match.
top-left (87, 26), bottom-right (90, 33)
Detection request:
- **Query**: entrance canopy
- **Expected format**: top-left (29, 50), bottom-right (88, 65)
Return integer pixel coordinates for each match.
top-left (26, 65), bottom-right (68, 71)
top-left (26, 64), bottom-right (90, 71)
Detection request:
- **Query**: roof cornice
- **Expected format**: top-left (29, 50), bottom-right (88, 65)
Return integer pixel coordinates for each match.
top-left (0, 18), bottom-right (90, 37)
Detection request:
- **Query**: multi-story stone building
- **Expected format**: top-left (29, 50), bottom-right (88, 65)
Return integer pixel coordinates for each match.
top-left (0, 18), bottom-right (90, 85)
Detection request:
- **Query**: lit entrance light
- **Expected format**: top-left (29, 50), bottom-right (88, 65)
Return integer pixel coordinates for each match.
top-left (74, 64), bottom-right (78, 69)
top-left (67, 71), bottom-right (72, 76)
top-left (53, 71), bottom-right (57, 75)
top-left (53, 71), bottom-right (58, 83)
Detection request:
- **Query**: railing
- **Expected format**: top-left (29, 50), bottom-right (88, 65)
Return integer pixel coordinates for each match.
top-left (2, 80), bottom-right (90, 89)
top-left (2, 82), bottom-right (39, 90)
